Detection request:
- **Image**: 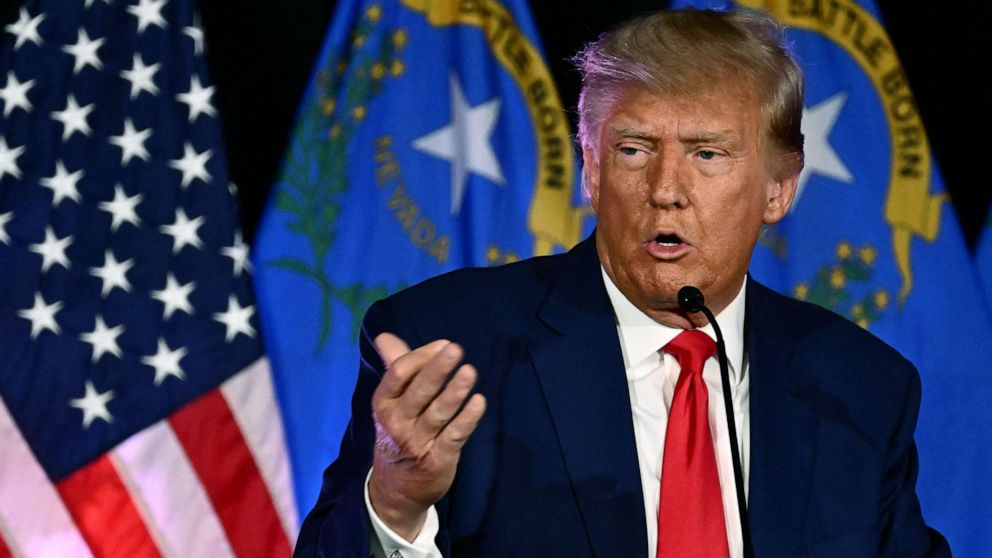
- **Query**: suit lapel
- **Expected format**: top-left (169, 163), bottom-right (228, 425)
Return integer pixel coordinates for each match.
top-left (529, 237), bottom-right (648, 558)
top-left (746, 279), bottom-right (818, 556)
top-left (525, 246), bottom-right (823, 556)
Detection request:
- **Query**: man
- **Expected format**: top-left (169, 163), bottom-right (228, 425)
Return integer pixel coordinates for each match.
top-left (295, 8), bottom-right (950, 557)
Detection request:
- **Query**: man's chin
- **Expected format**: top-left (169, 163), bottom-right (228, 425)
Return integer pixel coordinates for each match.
top-left (642, 278), bottom-right (691, 304)
top-left (637, 278), bottom-right (715, 324)
top-left (645, 306), bottom-right (698, 329)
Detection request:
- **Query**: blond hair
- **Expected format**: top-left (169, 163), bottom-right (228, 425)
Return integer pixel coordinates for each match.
top-left (575, 8), bottom-right (804, 175)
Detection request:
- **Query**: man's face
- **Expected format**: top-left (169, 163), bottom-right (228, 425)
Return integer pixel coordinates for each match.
top-left (584, 84), bottom-right (798, 328)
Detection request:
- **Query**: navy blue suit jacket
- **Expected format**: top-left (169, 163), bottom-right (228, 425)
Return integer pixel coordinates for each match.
top-left (295, 236), bottom-right (949, 557)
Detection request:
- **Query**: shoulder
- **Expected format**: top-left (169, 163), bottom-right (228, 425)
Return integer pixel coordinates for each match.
top-left (362, 249), bottom-right (571, 346)
top-left (748, 278), bottom-right (919, 423)
top-left (393, 249), bottom-right (564, 312)
top-left (749, 278), bottom-right (914, 373)
top-left (398, 251), bottom-right (562, 307)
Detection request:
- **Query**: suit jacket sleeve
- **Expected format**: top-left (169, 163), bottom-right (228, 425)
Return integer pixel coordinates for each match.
top-left (879, 366), bottom-right (950, 558)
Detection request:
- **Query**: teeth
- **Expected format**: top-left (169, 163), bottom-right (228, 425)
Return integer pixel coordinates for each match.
top-left (655, 234), bottom-right (681, 247)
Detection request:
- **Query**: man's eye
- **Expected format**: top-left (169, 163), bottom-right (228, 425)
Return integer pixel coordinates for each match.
top-left (619, 146), bottom-right (641, 156)
top-left (697, 149), bottom-right (719, 160)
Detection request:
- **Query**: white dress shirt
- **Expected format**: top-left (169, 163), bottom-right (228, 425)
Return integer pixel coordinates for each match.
top-left (605, 271), bottom-right (749, 558)
top-left (365, 271), bottom-right (750, 558)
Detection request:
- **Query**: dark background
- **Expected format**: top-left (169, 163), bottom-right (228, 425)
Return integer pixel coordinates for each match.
top-left (5, 1), bottom-right (991, 248)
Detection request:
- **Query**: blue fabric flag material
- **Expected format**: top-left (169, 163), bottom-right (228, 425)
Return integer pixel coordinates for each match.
top-left (670, 1), bottom-right (992, 555)
top-left (0, 0), bottom-right (297, 554)
top-left (252, 0), bottom-right (589, 521)
top-left (979, 206), bottom-right (992, 311)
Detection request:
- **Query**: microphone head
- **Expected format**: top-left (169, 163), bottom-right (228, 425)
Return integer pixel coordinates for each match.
top-left (678, 286), bottom-right (706, 313)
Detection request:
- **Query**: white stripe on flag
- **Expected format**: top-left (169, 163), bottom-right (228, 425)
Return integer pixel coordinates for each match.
top-left (112, 421), bottom-right (235, 558)
top-left (0, 397), bottom-right (93, 558)
top-left (221, 357), bottom-right (299, 543)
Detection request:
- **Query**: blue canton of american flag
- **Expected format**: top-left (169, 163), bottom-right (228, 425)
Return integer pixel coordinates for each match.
top-left (0, 1), bottom-right (296, 556)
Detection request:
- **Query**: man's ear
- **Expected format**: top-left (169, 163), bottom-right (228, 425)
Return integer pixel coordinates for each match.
top-left (762, 171), bottom-right (799, 225)
top-left (582, 147), bottom-right (600, 213)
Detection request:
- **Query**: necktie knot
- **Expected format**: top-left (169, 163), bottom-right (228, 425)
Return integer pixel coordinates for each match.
top-left (664, 329), bottom-right (716, 376)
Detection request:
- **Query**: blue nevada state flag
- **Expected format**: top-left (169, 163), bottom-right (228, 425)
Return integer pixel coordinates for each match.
top-left (979, 206), bottom-right (992, 311)
top-left (670, 1), bottom-right (992, 555)
top-left (252, 0), bottom-right (589, 521)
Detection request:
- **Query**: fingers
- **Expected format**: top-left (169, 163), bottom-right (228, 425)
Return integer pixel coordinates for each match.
top-left (434, 393), bottom-right (487, 455)
top-left (401, 342), bottom-right (464, 418)
top-left (371, 334), bottom-right (485, 464)
top-left (375, 334), bottom-right (467, 422)
top-left (406, 363), bottom-right (477, 448)
top-left (374, 334), bottom-right (448, 399)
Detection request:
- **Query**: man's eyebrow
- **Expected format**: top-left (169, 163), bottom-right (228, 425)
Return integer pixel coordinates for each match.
top-left (609, 126), bottom-right (745, 146)
top-left (610, 125), bottom-right (658, 142)
top-left (679, 129), bottom-right (743, 145)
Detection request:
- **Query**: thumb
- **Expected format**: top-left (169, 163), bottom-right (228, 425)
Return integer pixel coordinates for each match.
top-left (374, 332), bottom-right (411, 368)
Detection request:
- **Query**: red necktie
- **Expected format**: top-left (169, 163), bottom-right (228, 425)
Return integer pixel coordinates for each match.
top-left (657, 330), bottom-right (729, 558)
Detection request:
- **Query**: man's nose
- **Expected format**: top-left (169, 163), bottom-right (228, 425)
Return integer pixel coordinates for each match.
top-left (648, 149), bottom-right (688, 209)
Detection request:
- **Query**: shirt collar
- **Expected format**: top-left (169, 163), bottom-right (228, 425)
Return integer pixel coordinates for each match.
top-left (601, 268), bottom-right (747, 385)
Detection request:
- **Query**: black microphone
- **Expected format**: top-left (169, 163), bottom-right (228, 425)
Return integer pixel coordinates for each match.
top-left (677, 285), bottom-right (707, 314)
top-left (677, 286), bottom-right (754, 558)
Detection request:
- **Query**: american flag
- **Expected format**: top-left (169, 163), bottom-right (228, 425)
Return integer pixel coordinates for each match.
top-left (0, 0), bottom-right (297, 556)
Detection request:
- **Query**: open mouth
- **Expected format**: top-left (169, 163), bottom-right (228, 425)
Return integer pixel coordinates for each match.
top-left (654, 233), bottom-right (683, 247)
top-left (645, 231), bottom-right (689, 259)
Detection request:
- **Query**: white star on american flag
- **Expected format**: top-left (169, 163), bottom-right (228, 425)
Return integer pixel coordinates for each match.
top-left (176, 75), bottom-right (216, 122)
top-left (29, 226), bottom-right (73, 272)
top-left (40, 161), bottom-right (84, 207)
top-left (98, 184), bottom-right (143, 231)
top-left (221, 232), bottom-right (251, 277)
top-left (0, 211), bottom-right (12, 244)
top-left (89, 249), bottom-right (135, 297)
top-left (151, 272), bottom-right (196, 319)
top-left (51, 94), bottom-right (95, 141)
top-left (213, 295), bottom-right (256, 342)
top-left (183, 23), bottom-right (204, 55)
top-left (169, 142), bottom-right (212, 188)
top-left (0, 137), bottom-right (25, 180)
top-left (68, 381), bottom-right (115, 429)
top-left (62, 28), bottom-right (105, 74)
top-left (142, 339), bottom-right (187, 385)
top-left (79, 315), bottom-right (126, 363)
top-left (5, 8), bottom-right (45, 50)
top-left (108, 118), bottom-right (152, 165)
top-left (17, 293), bottom-right (63, 339)
top-left (120, 54), bottom-right (160, 99)
top-left (160, 208), bottom-right (204, 253)
top-left (0, 71), bottom-right (34, 116)
top-left (127, 0), bottom-right (168, 33)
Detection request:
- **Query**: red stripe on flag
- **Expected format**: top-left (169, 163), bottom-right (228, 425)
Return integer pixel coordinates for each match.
top-left (0, 530), bottom-right (13, 558)
top-left (56, 454), bottom-right (161, 558)
top-left (169, 390), bottom-right (292, 558)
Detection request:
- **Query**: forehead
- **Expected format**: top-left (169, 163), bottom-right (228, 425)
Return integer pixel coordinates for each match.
top-left (602, 83), bottom-right (765, 144)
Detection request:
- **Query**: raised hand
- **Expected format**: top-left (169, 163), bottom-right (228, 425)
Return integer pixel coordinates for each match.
top-left (368, 333), bottom-right (487, 541)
